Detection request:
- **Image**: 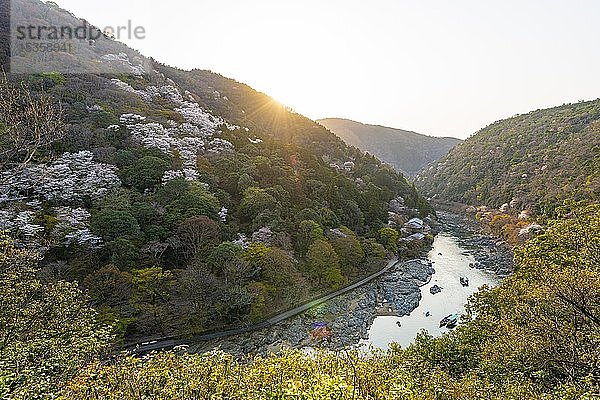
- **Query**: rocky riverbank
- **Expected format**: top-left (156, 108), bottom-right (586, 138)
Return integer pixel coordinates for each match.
top-left (379, 259), bottom-right (435, 316)
top-left (188, 283), bottom-right (377, 356)
top-left (438, 211), bottom-right (514, 277)
top-left (188, 259), bottom-right (434, 357)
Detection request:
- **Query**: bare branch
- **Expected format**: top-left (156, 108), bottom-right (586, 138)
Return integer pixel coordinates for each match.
top-left (0, 73), bottom-right (65, 171)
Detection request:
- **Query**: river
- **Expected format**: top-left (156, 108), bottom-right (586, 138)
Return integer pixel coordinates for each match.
top-left (363, 231), bottom-right (502, 348)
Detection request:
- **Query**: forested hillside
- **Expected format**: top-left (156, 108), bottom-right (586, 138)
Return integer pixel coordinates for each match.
top-left (0, 0), bottom-right (432, 347)
top-left (319, 118), bottom-right (461, 176)
top-left (417, 101), bottom-right (600, 217)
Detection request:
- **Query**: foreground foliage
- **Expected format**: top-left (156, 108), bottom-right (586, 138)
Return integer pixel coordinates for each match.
top-left (63, 204), bottom-right (600, 399)
top-left (0, 236), bottom-right (112, 399)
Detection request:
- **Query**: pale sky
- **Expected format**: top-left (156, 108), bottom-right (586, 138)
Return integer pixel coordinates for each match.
top-left (52, 0), bottom-right (600, 139)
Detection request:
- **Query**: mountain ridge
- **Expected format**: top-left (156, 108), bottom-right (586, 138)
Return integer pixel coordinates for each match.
top-left (318, 117), bottom-right (461, 177)
top-left (416, 99), bottom-right (600, 217)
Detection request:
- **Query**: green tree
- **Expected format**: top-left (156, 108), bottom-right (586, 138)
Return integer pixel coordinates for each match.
top-left (107, 238), bottom-right (140, 269)
top-left (165, 184), bottom-right (220, 226)
top-left (261, 248), bottom-right (297, 288)
top-left (378, 227), bottom-right (399, 253)
top-left (317, 207), bottom-right (340, 229)
top-left (131, 201), bottom-right (159, 226)
top-left (247, 281), bottom-right (276, 323)
top-left (362, 239), bottom-right (386, 262)
top-left (91, 110), bottom-right (119, 130)
top-left (242, 242), bottom-right (270, 268)
top-left (295, 220), bottom-right (324, 257)
top-left (155, 178), bottom-right (190, 205)
top-left (238, 187), bottom-right (280, 224)
top-left (331, 234), bottom-right (365, 276)
top-left (112, 149), bottom-right (137, 168)
top-left (123, 156), bottom-right (170, 191)
top-left (216, 285), bottom-right (254, 323)
top-left (90, 209), bottom-right (140, 242)
top-left (306, 240), bottom-right (344, 289)
top-left (208, 242), bottom-right (243, 275)
top-left (237, 173), bottom-right (256, 193)
top-left (131, 267), bottom-right (176, 335)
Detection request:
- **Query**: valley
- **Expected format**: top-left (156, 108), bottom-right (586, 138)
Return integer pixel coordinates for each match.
top-left (318, 118), bottom-right (461, 176)
top-left (1, 1), bottom-right (599, 398)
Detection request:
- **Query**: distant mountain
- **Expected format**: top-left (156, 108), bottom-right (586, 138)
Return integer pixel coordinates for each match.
top-left (318, 118), bottom-right (461, 177)
top-left (416, 100), bottom-right (600, 216)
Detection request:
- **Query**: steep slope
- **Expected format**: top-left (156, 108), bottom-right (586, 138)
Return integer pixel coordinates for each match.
top-left (1, 0), bottom-right (432, 341)
top-left (318, 118), bottom-right (461, 176)
top-left (417, 100), bottom-right (600, 216)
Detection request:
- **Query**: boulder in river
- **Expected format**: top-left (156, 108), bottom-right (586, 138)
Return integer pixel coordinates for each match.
top-left (429, 285), bottom-right (443, 295)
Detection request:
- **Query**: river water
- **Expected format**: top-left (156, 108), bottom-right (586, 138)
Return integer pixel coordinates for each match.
top-left (363, 232), bottom-right (502, 348)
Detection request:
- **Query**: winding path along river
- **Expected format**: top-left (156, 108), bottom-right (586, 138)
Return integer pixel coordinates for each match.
top-left (363, 232), bottom-right (502, 348)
